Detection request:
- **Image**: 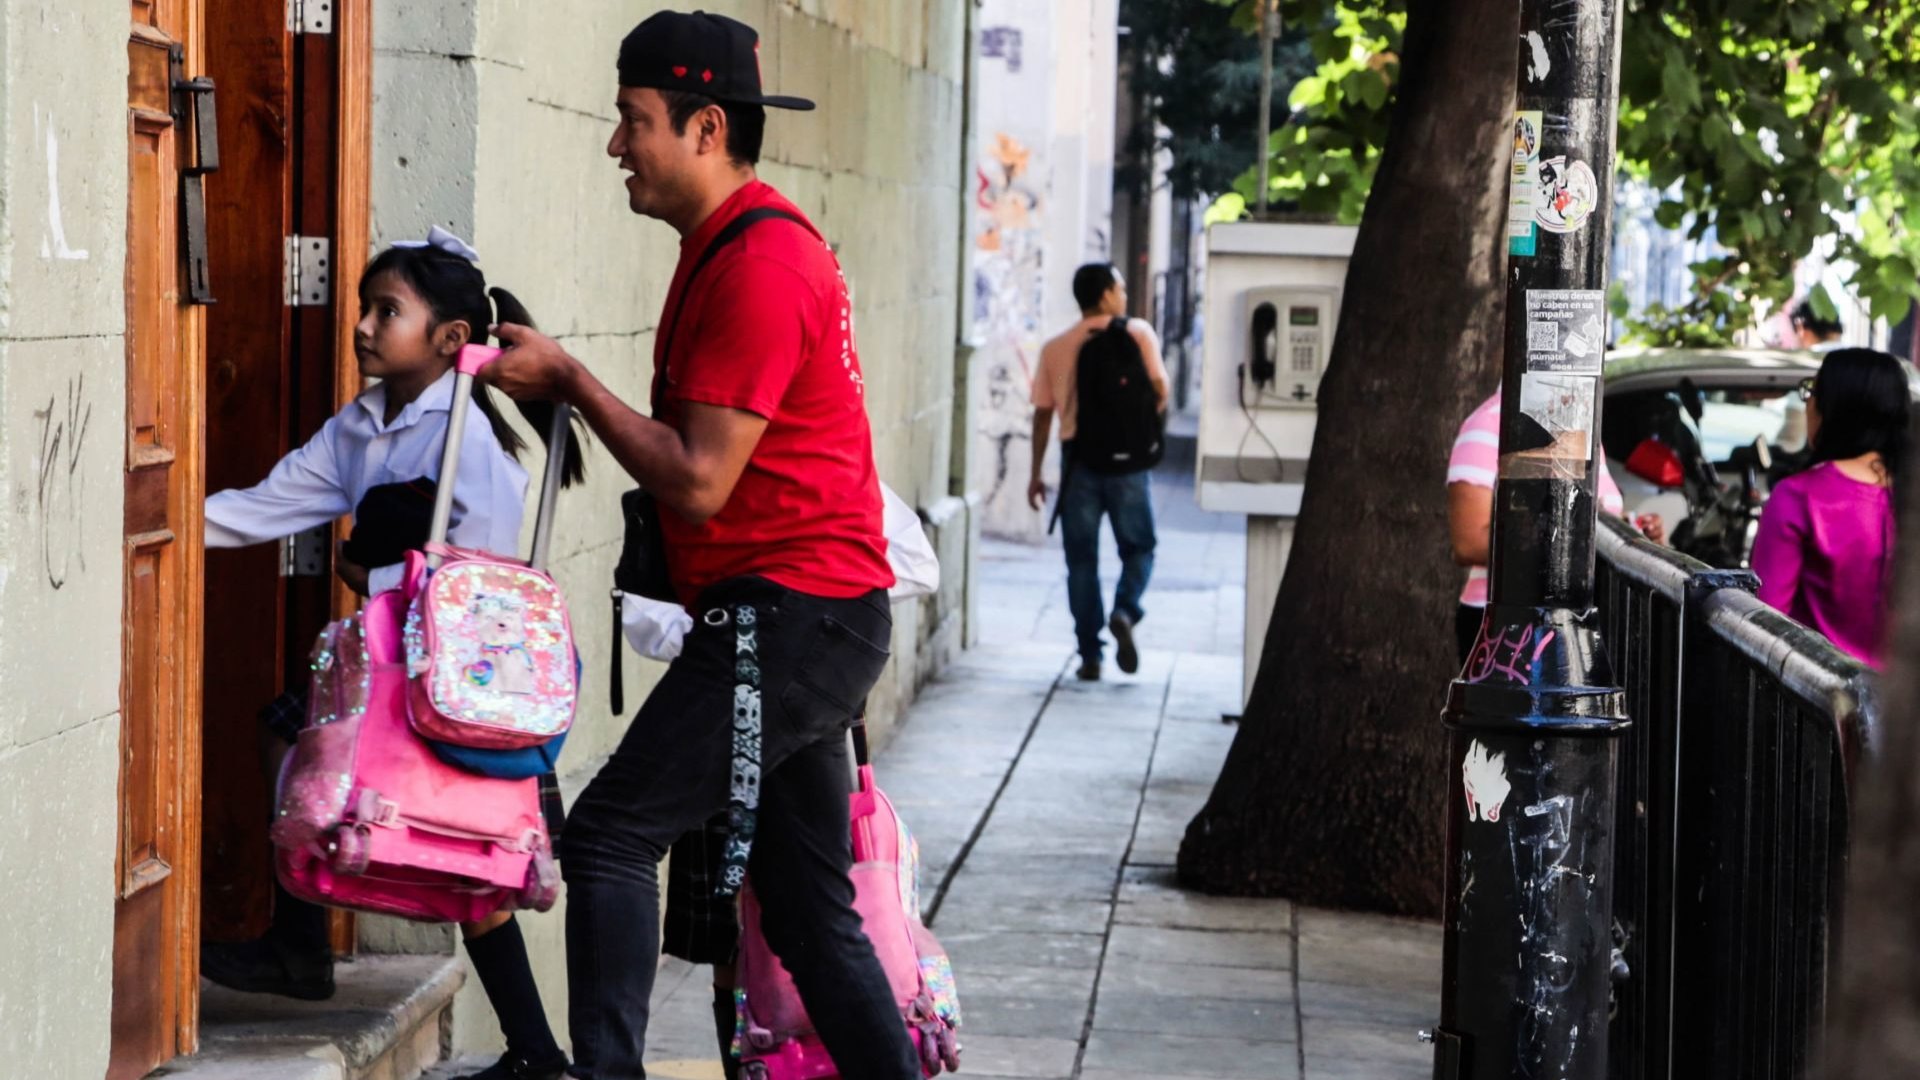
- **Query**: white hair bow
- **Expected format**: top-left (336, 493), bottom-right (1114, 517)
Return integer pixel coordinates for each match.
top-left (392, 224), bottom-right (480, 264)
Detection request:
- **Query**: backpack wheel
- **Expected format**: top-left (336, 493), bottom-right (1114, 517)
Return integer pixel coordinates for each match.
top-left (740, 1063), bottom-right (770, 1080)
top-left (327, 824), bottom-right (371, 875)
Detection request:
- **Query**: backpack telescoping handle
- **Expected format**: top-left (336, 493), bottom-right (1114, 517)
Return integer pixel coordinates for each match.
top-left (426, 344), bottom-right (571, 571)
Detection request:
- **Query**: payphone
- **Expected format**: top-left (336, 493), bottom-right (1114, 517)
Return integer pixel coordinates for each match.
top-left (1242, 287), bottom-right (1337, 406)
top-left (1195, 222), bottom-right (1356, 703)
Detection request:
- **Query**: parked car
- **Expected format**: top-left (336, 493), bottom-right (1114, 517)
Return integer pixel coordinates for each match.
top-left (1600, 348), bottom-right (1824, 568)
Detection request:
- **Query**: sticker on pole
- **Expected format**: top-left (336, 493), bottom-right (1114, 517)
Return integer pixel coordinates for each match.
top-left (1534, 156), bottom-right (1599, 235)
top-left (1508, 111), bottom-right (1542, 257)
top-left (1499, 373), bottom-right (1596, 481)
top-left (1525, 290), bottom-right (1608, 373)
top-left (1462, 740), bottom-right (1511, 823)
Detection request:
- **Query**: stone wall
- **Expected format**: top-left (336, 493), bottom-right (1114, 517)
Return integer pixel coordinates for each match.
top-left (0, 1), bottom-right (130, 1075)
top-left (364, 0), bottom-right (972, 1057)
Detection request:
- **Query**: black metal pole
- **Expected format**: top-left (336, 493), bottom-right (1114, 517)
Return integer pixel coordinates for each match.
top-left (1434, 1), bottom-right (1629, 1078)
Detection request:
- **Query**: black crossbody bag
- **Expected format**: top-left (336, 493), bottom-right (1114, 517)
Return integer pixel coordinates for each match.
top-left (610, 206), bottom-right (808, 714)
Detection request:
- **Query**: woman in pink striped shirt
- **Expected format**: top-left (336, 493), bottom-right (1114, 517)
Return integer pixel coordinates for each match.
top-left (1445, 392), bottom-right (1649, 663)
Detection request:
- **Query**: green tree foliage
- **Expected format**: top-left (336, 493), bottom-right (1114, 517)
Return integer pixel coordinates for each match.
top-left (1119, 0), bottom-right (1316, 201)
top-left (1209, 0), bottom-right (1920, 340)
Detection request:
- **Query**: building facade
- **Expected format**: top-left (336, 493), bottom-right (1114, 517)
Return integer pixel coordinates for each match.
top-left (967, 0), bottom-right (1120, 540)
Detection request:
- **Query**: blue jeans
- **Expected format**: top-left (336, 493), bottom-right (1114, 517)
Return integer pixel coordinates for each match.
top-left (1059, 463), bottom-right (1157, 663)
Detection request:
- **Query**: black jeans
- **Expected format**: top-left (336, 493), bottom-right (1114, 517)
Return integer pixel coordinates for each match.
top-left (1456, 603), bottom-right (1485, 667)
top-left (561, 577), bottom-right (916, 1080)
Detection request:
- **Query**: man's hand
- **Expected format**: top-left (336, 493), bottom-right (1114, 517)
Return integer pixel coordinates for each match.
top-left (336, 543), bottom-right (372, 597)
top-left (482, 323), bottom-right (581, 403)
top-left (1028, 477), bottom-right (1049, 512)
top-left (1635, 512), bottom-right (1667, 546)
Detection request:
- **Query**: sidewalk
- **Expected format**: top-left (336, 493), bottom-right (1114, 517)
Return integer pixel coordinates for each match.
top-left (442, 466), bottom-right (1441, 1080)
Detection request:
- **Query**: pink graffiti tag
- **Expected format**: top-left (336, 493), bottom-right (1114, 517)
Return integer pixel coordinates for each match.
top-left (1464, 624), bottom-right (1556, 685)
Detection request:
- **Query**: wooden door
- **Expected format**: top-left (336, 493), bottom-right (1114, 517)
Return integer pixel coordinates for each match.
top-left (112, 0), bottom-right (207, 1076)
top-left (199, 0), bottom-right (297, 942)
top-left (199, 0), bottom-right (373, 946)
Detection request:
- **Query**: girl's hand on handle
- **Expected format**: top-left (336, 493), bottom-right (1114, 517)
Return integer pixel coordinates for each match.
top-left (483, 323), bottom-right (581, 404)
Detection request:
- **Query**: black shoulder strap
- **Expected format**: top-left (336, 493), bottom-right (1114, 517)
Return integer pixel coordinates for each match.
top-left (1079, 317), bottom-right (1135, 396)
top-left (658, 207), bottom-right (811, 385)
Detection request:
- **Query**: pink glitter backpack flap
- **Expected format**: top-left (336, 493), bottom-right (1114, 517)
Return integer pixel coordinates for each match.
top-left (405, 546), bottom-right (578, 750)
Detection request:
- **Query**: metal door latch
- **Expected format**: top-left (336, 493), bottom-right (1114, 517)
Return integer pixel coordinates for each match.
top-left (170, 45), bottom-right (220, 305)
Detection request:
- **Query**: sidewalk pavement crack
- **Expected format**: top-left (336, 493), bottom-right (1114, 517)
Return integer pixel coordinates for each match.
top-left (922, 651), bottom-right (1073, 927)
top-left (1292, 902), bottom-right (1307, 1079)
top-left (1069, 655), bottom-right (1176, 1078)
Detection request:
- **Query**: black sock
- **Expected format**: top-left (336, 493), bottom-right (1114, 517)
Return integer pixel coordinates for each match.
top-left (270, 878), bottom-right (332, 957)
top-left (463, 916), bottom-right (564, 1064)
top-left (713, 985), bottom-right (740, 1080)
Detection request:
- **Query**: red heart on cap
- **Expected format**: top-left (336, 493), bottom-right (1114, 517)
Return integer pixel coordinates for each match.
top-left (673, 65), bottom-right (688, 77)
top-left (702, 69), bottom-right (714, 82)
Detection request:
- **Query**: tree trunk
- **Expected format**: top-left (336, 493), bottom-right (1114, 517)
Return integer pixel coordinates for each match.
top-left (1823, 469), bottom-right (1920, 1073)
top-left (1177, 0), bottom-right (1518, 917)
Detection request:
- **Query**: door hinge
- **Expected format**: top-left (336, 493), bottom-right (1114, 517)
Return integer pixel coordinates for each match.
top-left (284, 236), bottom-right (332, 306)
top-left (279, 526), bottom-right (331, 578)
top-left (288, 0), bottom-right (334, 34)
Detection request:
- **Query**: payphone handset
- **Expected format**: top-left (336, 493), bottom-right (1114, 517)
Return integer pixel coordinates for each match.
top-left (1244, 286), bottom-right (1337, 408)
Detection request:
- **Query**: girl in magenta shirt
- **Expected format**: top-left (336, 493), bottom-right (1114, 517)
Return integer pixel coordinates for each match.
top-left (1751, 349), bottom-right (1907, 667)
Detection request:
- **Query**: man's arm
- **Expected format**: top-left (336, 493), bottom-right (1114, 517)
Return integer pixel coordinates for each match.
top-left (1446, 481), bottom-right (1493, 567)
top-left (483, 323), bottom-right (767, 525)
top-left (1028, 406), bottom-right (1055, 511)
top-left (1028, 338), bottom-right (1062, 512)
top-left (1131, 320), bottom-right (1171, 413)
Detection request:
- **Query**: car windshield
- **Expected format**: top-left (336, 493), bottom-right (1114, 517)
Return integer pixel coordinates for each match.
top-left (1693, 389), bottom-right (1800, 460)
top-left (1601, 383), bottom-right (1808, 467)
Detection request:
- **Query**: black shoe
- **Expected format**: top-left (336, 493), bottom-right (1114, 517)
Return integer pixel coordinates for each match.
top-left (200, 937), bottom-right (335, 1001)
top-left (454, 1051), bottom-right (571, 1080)
top-left (1076, 659), bottom-right (1102, 681)
top-left (1109, 612), bottom-right (1139, 675)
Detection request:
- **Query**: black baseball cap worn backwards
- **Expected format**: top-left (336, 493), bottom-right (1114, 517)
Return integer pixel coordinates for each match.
top-left (618, 10), bottom-right (816, 112)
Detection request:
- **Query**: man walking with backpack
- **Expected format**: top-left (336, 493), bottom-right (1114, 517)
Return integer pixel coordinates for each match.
top-left (1027, 263), bottom-right (1170, 681)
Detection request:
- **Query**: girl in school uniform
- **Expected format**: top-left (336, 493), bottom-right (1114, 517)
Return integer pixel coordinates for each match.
top-left (202, 228), bottom-right (583, 1080)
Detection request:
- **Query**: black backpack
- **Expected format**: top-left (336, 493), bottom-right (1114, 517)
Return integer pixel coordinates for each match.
top-left (1072, 317), bottom-right (1163, 474)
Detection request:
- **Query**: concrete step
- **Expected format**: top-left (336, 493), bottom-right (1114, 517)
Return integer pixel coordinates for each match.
top-left (161, 955), bottom-right (464, 1080)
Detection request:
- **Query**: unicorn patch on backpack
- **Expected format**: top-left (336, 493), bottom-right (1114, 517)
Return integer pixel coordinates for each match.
top-left (406, 554), bottom-right (578, 750)
top-left (467, 593), bottom-right (537, 695)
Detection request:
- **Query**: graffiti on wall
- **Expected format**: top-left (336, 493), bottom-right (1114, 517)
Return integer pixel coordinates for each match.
top-left (972, 132), bottom-right (1047, 524)
top-left (36, 106), bottom-right (90, 262)
top-left (34, 376), bottom-right (93, 590)
top-left (980, 26), bottom-right (1024, 73)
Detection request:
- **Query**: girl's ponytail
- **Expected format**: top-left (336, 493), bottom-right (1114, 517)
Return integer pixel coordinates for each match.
top-left (478, 287), bottom-right (588, 488)
top-left (363, 242), bottom-right (587, 489)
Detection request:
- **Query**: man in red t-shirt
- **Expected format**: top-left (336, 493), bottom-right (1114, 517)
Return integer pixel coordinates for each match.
top-left (483, 11), bottom-right (916, 1080)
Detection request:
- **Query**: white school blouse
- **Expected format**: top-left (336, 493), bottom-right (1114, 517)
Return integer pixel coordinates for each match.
top-left (204, 368), bottom-right (530, 597)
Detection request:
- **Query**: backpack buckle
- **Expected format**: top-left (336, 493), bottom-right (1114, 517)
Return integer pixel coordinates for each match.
top-left (357, 789), bottom-right (402, 828)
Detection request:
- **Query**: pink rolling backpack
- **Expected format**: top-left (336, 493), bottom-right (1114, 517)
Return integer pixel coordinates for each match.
top-left (734, 727), bottom-right (963, 1079)
top-left (272, 344), bottom-right (574, 923)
